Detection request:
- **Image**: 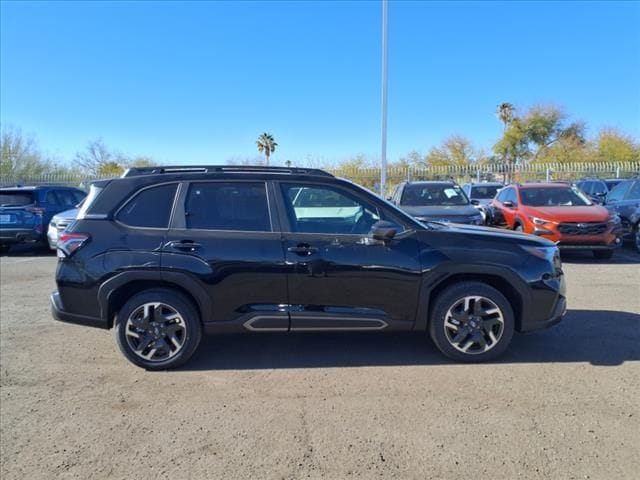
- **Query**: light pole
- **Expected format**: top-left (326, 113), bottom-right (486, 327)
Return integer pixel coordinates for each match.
top-left (380, 0), bottom-right (389, 196)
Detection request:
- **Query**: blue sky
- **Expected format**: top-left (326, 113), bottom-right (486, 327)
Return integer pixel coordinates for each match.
top-left (1, 0), bottom-right (639, 166)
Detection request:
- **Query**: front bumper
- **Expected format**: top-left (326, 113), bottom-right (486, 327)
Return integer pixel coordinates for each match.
top-left (51, 291), bottom-right (108, 329)
top-left (520, 294), bottom-right (567, 332)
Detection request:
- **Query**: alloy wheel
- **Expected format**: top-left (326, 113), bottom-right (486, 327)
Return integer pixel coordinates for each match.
top-left (124, 302), bottom-right (187, 362)
top-left (443, 296), bottom-right (505, 354)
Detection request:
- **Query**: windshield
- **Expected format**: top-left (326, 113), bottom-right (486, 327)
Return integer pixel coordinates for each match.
top-left (0, 191), bottom-right (35, 207)
top-left (401, 184), bottom-right (469, 206)
top-left (470, 185), bottom-right (501, 199)
top-left (520, 187), bottom-right (592, 207)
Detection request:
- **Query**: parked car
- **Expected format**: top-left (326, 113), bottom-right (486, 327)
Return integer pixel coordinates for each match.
top-left (575, 178), bottom-right (623, 203)
top-left (47, 207), bottom-right (79, 250)
top-left (490, 182), bottom-right (620, 259)
top-left (51, 165), bottom-right (566, 370)
top-left (629, 206), bottom-right (640, 252)
top-left (0, 186), bottom-right (86, 253)
top-left (602, 178), bottom-right (640, 249)
top-left (390, 181), bottom-right (484, 225)
top-left (461, 182), bottom-right (504, 224)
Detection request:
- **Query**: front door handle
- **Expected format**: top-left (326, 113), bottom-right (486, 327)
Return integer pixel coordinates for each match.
top-left (287, 244), bottom-right (318, 256)
top-left (166, 240), bottom-right (202, 252)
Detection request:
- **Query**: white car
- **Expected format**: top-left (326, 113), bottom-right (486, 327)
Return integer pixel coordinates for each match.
top-left (47, 208), bottom-right (78, 250)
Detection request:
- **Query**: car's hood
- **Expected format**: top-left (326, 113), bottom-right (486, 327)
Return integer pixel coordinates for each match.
top-left (400, 204), bottom-right (479, 218)
top-left (51, 208), bottom-right (79, 222)
top-left (425, 222), bottom-right (554, 247)
top-left (526, 205), bottom-right (609, 222)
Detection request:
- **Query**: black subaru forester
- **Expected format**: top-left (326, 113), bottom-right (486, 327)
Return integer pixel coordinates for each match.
top-left (51, 166), bottom-right (566, 370)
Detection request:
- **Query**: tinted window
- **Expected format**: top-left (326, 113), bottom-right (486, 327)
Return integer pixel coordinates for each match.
top-left (46, 191), bottom-right (60, 205)
top-left (496, 188), bottom-right (510, 202)
top-left (117, 183), bottom-right (178, 228)
top-left (400, 183), bottom-right (469, 206)
top-left (72, 190), bottom-right (86, 204)
top-left (470, 185), bottom-right (501, 199)
top-left (185, 182), bottom-right (270, 231)
top-left (0, 191), bottom-right (34, 206)
top-left (520, 187), bottom-right (591, 207)
top-left (578, 181), bottom-right (593, 194)
top-left (506, 189), bottom-right (518, 205)
top-left (606, 181), bottom-right (632, 202)
top-left (627, 181), bottom-right (640, 200)
top-left (592, 181), bottom-right (607, 195)
top-left (281, 184), bottom-right (381, 234)
top-left (55, 190), bottom-right (78, 208)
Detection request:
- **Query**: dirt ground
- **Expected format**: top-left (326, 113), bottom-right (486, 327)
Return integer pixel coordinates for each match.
top-left (1, 246), bottom-right (639, 480)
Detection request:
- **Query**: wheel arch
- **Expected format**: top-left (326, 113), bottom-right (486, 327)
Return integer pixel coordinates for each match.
top-left (98, 271), bottom-right (211, 328)
top-left (416, 269), bottom-right (527, 333)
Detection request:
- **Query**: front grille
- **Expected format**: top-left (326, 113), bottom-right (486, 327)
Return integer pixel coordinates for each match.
top-left (557, 222), bottom-right (607, 236)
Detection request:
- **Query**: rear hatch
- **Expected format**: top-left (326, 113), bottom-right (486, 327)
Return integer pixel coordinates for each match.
top-left (0, 190), bottom-right (41, 230)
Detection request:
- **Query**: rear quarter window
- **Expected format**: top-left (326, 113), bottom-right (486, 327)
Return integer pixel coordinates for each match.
top-left (116, 183), bottom-right (178, 228)
top-left (0, 191), bottom-right (35, 207)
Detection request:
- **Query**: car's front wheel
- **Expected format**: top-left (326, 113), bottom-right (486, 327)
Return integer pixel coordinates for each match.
top-left (115, 289), bottom-right (203, 370)
top-left (429, 282), bottom-right (515, 362)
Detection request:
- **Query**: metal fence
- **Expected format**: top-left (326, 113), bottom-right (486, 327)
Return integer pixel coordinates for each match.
top-left (2, 161), bottom-right (639, 193)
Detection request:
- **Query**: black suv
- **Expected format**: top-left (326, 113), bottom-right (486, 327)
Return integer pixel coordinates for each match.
top-left (51, 166), bottom-right (567, 370)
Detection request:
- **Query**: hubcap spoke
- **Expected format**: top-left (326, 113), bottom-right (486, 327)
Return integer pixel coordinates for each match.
top-left (444, 295), bottom-right (505, 355)
top-left (125, 302), bottom-right (186, 363)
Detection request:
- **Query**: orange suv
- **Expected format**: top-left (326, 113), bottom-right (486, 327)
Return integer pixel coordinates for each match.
top-left (490, 183), bottom-right (621, 259)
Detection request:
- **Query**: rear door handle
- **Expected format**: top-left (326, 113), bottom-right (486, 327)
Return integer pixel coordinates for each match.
top-left (287, 245), bottom-right (318, 256)
top-left (166, 240), bottom-right (202, 252)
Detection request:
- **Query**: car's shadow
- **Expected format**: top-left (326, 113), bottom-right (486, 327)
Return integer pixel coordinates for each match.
top-left (182, 309), bottom-right (640, 371)
top-left (560, 250), bottom-right (640, 264)
top-left (0, 242), bottom-right (54, 257)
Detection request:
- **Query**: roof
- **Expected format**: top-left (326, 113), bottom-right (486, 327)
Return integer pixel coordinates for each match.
top-left (518, 182), bottom-right (574, 189)
top-left (122, 165), bottom-right (333, 178)
top-left (404, 180), bottom-right (457, 185)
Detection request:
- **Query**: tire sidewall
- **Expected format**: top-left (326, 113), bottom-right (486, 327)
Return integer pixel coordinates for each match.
top-left (429, 282), bottom-right (515, 362)
top-left (115, 289), bottom-right (202, 370)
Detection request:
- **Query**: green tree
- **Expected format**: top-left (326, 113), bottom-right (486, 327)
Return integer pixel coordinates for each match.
top-left (426, 135), bottom-right (481, 167)
top-left (594, 129), bottom-right (640, 163)
top-left (496, 102), bottom-right (515, 131)
top-left (97, 161), bottom-right (124, 176)
top-left (256, 133), bottom-right (277, 166)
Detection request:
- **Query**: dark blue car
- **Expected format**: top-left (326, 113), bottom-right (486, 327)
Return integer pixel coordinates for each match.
top-left (0, 186), bottom-right (86, 253)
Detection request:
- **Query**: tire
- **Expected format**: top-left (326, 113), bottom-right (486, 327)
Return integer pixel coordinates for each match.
top-left (115, 288), bottom-right (203, 370)
top-left (593, 249), bottom-right (614, 260)
top-left (428, 281), bottom-right (515, 362)
top-left (514, 223), bottom-right (523, 232)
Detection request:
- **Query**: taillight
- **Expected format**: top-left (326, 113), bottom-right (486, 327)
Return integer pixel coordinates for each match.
top-left (27, 207), bottom-right (46, 216)
top-left (57, 233), bottom-right (90, 258)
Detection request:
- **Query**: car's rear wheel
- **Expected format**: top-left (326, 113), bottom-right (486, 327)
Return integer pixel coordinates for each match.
top-left (429, 282), bottom-right (515, 362)
top-left (115, 289), bottom-right (202, 370)
top-left (593, 249), bottom-right (614, 260)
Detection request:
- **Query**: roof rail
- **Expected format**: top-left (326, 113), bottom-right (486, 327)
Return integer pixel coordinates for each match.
top-left (121, 165), bottom-right (334, 178)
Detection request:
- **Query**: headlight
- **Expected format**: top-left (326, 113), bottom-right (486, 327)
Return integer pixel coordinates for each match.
top-left (521, 245), bottom-right (559, 261)
top-left (529, 216), bottom-right (555, 226)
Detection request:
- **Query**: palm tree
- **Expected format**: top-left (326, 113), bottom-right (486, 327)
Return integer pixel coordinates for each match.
top-left (496, 102), bottom-right (515, 131)
top-left (256, 133), bottom-right (277, 166)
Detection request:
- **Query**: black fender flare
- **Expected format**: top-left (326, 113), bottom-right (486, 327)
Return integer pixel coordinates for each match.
top-left (97, 270), bottom-right (213, 325)
top-left (413, 263), bottom-right (531, 332)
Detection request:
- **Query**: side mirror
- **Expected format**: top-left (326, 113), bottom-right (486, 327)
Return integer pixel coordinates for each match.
top-left (470, 199), bottom-right (480, 205)
top-left (370, 221), bottom-right (398, 242)
top-left (502, 201), bottom-right (514, 208)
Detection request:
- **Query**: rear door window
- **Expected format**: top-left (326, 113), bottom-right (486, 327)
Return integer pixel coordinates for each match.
top-left (117, 183), bottom-right (178, 228)
top-left (0, 191), bottom-right (35, 207)
top-left (55, 190), bottom-right (78, 208)
top-left (184, 182), bottom-right (271, 231)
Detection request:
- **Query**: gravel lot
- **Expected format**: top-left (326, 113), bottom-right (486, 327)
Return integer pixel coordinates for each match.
top-left (1, 245), bottom-right (639, 480)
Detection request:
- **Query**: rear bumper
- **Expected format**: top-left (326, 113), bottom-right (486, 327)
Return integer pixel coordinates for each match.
top-left (51, 291), bottom-right (109, 329)
top-left (0, 228), bottom-right (42, 244)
